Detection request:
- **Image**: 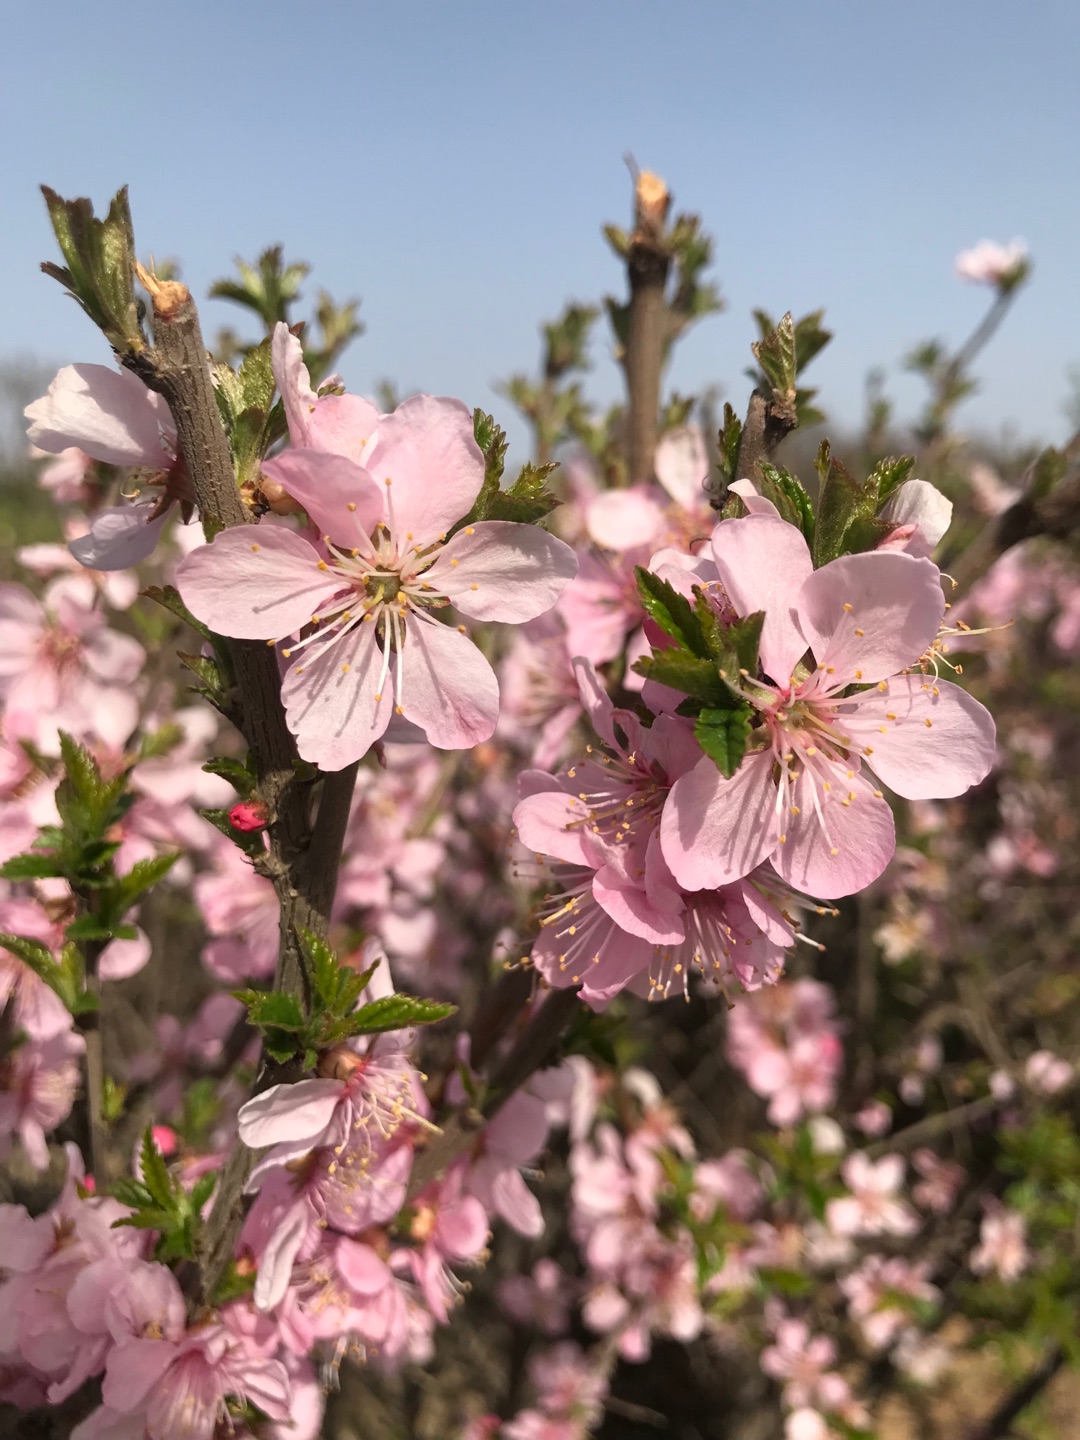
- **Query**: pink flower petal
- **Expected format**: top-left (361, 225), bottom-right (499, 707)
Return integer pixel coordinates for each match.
top-left (585, 488), bottom-right (665, 551)
top-left (398, 616), bottom-right (499, 748)
top-left (798, 551), bottom-right (945, 683)
top-left (258, 451), bottom-right (384, 548)
top-left (101, 1337), bottom-right (179, 1412)
top-left (837, 675), bottom-right (995, 799)
top-left (254, 1201), bottom-right (312, 1312)
top-left (335, 1238), bottom-right (391, 1296)
top-left (773, 771), bottom-right (895, 898)
top-left (513, 790), bottom-right (593, 866)
top-left (237, 1078), bottom-right (342, 1148)
top-left (436, 522), bottom-right (577, 622)
top-left (281, 617), bottom-right (396, 770)
top-left (306, 394), bottom-right (381, 463)
top-left (25, 365), bottom-right (173, 468)
top-left (655, 426), bottom-right (708, 510)
top-left (709, 515), bottom-right (813, 680)
top-left (69, 503), bottom-right (168, 571)
top-left (728, 478), bottom-right (781, 518)
top-left (177, 527), bottom-right (348, 640)
top-left (364, 394), bottom-right (484, 546)
top-left (661, 751), bottom-right (778, 890)
top-left (879, 480), bottom-right (952, 558)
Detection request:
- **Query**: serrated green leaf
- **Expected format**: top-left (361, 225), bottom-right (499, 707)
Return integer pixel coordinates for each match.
top-left (191, 1171), bottom-right (218, 1213)
top-left (111, 1177), bottom-right (153, 1209)
top-left (348, 994), bottom-right (456, 1036)
top-left (241, 991), bottom-right (306, 1032)
top-left (113, 852), bottom-right (180, 913)
top-left (263, 1032), bottom-right (301, 1064)
top-left (140, 1128), bottom-right (173, 1210)
top-left (633, 650), bottom-right (732, 707)
top-left (716, 402), bottom-right (742, 493)
top-left (694, 706), bottom-right (753, 778)
top-left (723, 611), bottom-right (765, 677)
top-left (811, 442), bottom-right (874, 567)
top-left (757, 464), bottom-right (815, 540)
top-left (0, 933), bottom-right (55, 972)
top-left (142, 584), bottom-right (214, 643)
top-left (635, 567), bottom-right (711, 657)
top-left (751, 312), bottom-right (797, 400)
top-left (869, 454), bottom-right (917, 507)
top-left (0, 852), bottom-right (65, 881)
top-left (201, 756), bottom-right (255, 796)
top-left (40, 186), bottom-right (142, 352)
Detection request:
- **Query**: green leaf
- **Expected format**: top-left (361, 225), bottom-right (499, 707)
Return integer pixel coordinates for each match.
top-left (65, 915), bottom-right (138, 943)
top-left (811, 441), bottom-right (874, 567)
top-left (722, 611), bottom-right (766, 677)
top-left (202, 756), bottom-right (256, 797)
top-left (0, 852), bottom-right (65, 881)
top-left (139, 1128), bottom-right (173, 1209)
top-left (635, 568), bottom-right (711, 657)
top-left (40, 186), bottom-right (143, 353)
top-left (869, 454), bottom-right (917, 507)
top-left (113, 853), bottom-right (181, 913)
top-left (716, 402), bottom-right (742, 493)
top-left (235, 990), bottom-right (307, 1032)
top-left (757, 464), bottom-right (815, 540)
top-left (694, 707), bottom-right (753, 778)
top-left (112, 1177), bottom-right (154, 1209)
top-left (141, 585), bottom-right (214, 643)
top-left (751, 312), bottom-right (797, 400)
top-left (633, 650), bottom-right (732, 707)
top-left (347, 994), bottom-right (456, 1036)
top-left (0, 933), bottom-right (55, 974)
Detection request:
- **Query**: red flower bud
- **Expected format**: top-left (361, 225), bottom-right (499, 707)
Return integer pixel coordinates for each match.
top-left (230, 799), bottom-right (269, 832)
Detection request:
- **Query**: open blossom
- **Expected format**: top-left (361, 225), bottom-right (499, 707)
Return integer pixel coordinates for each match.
top-left (660, 514), bottom-right (996, 898)
top-left (970, 1205), bottom-right (1030, 1282)
top-left (177, 395), bottom-right (576, 769)
top-left (826, 1153), bottom-right (918, 1239)
top-left (514, 660), bottom-right (796, 1006)
top-left (955, 238), bottom-right (1030, 288)
top-left (25, 363), bottom-right (189, 571)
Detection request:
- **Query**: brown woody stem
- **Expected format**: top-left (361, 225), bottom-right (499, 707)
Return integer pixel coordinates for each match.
top-left (123, 274), bottom-right (359, 1301)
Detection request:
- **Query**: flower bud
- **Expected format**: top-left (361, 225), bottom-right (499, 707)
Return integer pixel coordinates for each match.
top-left (229, 799), bottom-right (269, 832)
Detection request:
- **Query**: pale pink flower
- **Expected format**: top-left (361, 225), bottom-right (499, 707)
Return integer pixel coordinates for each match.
top-left (840, 1255), bottom-right (938, 1350)
top-left (25, 363), bottom-right (187, 570)
top-left (0, 574), bottom-right (144, 752)
top-left (761, 1317), bottom-right (837, 1409)
top-left (826, 1153), bottom-right (917, 1238)
top-left (660, 515), bottom-right (995, 898)
top-left (955, 238), bottom-right (1030, 288)
top-left (970, 1205), bottom-right (1030, 1282)
top-left (1024, 1049), bottom-right (1072, 1094)
top-left (911, 1148), bottom-right (964, 1213)
top-left (177, 395), bottom-right (576, 769)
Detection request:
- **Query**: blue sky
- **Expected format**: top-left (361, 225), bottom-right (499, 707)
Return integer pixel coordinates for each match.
top-left (3, 0), bottom-right (1078, 461)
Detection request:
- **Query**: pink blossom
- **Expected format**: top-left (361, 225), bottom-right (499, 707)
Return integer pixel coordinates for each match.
top-left (955, 239), bottom-right (1030, 288)
top-left (827, 1153), bottom-right (917, 1239)
top-left (25, 363), bottom-right (186, 570)
top-left (1024, 1049), bottom-right (1073, 1094)
top-left (840, 1254), bottom-right (938, 1350)
top-left (911, 1148), bottom-right (965, 1213)
top-left (761, 1316), bottom-right (837, 1409)
top-left (0, 1030), bottom-right (85, 1169)
top-left (660, 515), bottom-right (995, 898)
top-left (0, 575), bottom-right (145, 752)
top-left (970, 1205), bottom-right (1030, 1281)
top-left (177, 396), bottom-right (576, 769)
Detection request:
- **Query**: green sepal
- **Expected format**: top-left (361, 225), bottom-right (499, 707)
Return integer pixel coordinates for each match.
top-left (693, 706), bottom-right (753, 778)
top-left (868, 454), bottom-right (916, 508)
top-left (199, 807), bottom-right (268, 859)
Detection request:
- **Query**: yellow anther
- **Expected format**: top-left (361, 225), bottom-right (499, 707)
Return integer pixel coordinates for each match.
top-left (854, 669), bottom-right (863, 679)
top-left (843, 602), bottom-right (854, 612)
top-left (465, 526), bottom-right (475, 535)
top-left (886, 712), bottom-right (897, 720)
top-left (282, 648), bottom-right (292, 657)
top-left (470, 583), bottom-right (479, 590)
top-left (347, 502), bottom-right (356, 512)
top-left (317, 560), bottom-right (328, 571)
top-left (450, 558), bottom-right (459, 567)
top-left (924, 717), bottom-right (933, 728)
top-left (863, 745), bottom-right (874, 755)
top-left (250, 543), bottom-right (260, 552)
top-left (855, 627), bottom-right (865, 637)
top-left (341, 663), bottom-right (350, 673)
top-left (830, 846), bottom-right (839, 855)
